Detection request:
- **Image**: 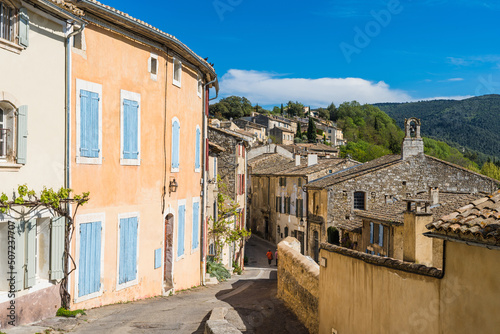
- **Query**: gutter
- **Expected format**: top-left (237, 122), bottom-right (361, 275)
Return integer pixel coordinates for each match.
top-left (65, 22), bottom-right (85, 190)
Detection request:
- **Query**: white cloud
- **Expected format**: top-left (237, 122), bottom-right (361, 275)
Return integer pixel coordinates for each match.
top-left (219, 69), bottom-right (413, 107)
top-left (446, 78), bottom-right (464, 82)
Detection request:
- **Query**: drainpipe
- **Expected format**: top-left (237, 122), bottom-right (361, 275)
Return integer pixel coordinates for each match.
top-left (201, 76), bottom-right (218, 285)
top-left (65, 22), bottom-right (85, 190)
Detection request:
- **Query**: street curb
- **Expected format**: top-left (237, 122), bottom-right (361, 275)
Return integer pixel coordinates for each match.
top-left (204, 307), bottom-right (241, 334)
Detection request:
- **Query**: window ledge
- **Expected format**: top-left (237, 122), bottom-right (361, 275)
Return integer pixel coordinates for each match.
top-left (76, 156), bottom-right (103, 165)
top-left (120, 158), bottom-right (140, 166)
top-left (0, 162), bottom-right (23, 171)
top-left (173, 80), bottom-right (181, 88)
top-left (116, 279), bottom-right (138, 292)
top-left (0, 39), bottom-right (23, 54)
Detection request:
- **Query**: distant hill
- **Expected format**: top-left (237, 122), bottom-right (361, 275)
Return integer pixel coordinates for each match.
top-left (374, 95), bottom-right (500, 161)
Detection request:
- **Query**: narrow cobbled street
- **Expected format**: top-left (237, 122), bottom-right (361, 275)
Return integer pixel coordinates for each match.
top-left (9, 236), bottom-right (307, 334)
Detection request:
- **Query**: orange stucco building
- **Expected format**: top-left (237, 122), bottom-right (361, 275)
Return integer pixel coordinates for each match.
top-left (67, 0), bottom-right (217, 309)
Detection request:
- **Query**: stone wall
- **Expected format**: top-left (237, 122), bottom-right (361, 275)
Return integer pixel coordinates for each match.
top-left (277, 237), bottom-right (319, 334)
top-left (208, 128), bottom-right (237, 200)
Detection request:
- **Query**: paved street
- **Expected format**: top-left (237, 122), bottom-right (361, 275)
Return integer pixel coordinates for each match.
top-left (8, 236), bottom-right (307, 334)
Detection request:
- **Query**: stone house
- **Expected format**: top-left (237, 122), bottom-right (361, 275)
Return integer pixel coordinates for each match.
top-left (270, 126), bottom-right (295, 144)
top-left (207, 125), bottom-right (250, 268)
top-left (318, 190), bottom-right (500, 333)
top-left (248, 153), bottom-right (357, 254)
top-left (233, 118), bottom-right (267, 143)
top-left (351, 189), bottom-right (483, 267)
top-left (305, 118), bottom-right (499, 261)
top-left (0, 0), bottom-right (84, 327)
top-left (242, 114), bottom-right (296, 136)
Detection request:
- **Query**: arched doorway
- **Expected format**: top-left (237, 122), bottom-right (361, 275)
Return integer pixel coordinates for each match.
top-left (164, 213), bottom-right (174, 289)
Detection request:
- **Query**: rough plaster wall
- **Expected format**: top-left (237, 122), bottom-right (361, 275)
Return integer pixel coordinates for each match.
top-left (277, 237), bottom-right (319, 334)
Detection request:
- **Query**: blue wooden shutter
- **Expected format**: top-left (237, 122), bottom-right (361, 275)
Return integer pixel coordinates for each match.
top-left (80, 90), bottom-right (99, 158)
top-left (154, 248), bottom-right (161, 269)
top-left (192, 202), bottom-right (200, 249)
top-left (25, 219), bottom-right (36, 288)
top-left (195, 128), bottom-right (201, 169)
top-left (213, 157), bottom-right (217, 179)
top-left (78, 221), bottom-right (101, 297)
top-left (13, 221), bottom-right (25, 291)
top-left (369, 222), bottom-right (374, 244)
top-left (16, 105), bottom-right (28, 164)
top-left (50, 217), bottom-right (65, 280)
top-left (171, 120), bottom-right (180, 169)
top-left (19, 8), bottom-right (29, 47)
top-left (119, 217), bottom-right (138, 284)
top-left (379, 224), bottom-right (384, 247)
top-left (177, 205), bottom-right (185, 257)
top-left (123, 99), bottom-right (139, 159)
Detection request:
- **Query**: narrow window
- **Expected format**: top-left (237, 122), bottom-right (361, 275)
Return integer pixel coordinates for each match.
top-left (195, 127), bottom-right (201, 171)
top-left (177, 204), bottom-right (186, 257)
top-left (173, 58), bottom-right (182, 87)
top-left (121, 91), bottom-right (141, 165)
top-left (0, 108), bottom-right (5, 158)
top-left (192, 201), bottom-right (200, 249)
top-left (79, 221), bottom-right (102, 297)
top-left (118, 216), bottom-right (138, 285)
top-left (354, 191), bottom-right (365, 210)
top-left (171, 118), bottom-right (180, 171)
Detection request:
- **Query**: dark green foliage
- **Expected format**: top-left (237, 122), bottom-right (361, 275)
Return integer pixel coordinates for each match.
top-left (340, 140), bottom-right (392, 162)
top-left (307, 118), bottom-right (317, 143)
top-left (280, 103), bottom-right (284, 115)
top-left (207, 259), bottom-right (231, 282)
top-left (209, 96), bottom-right (253, 120)
top-left (296, 122), bottom-right (302, 139)
top-left (232, 261), bottom-right (242, 275)
top-left (374, 94), bottom-right (500, 163)
top-left (316, 107), bottom-right (329, 120)
top-left (56, 307), bottom-right (86, 317)
top-left (287, 101), bottom-right (305, 117)
top-left (327, 102), bottom-right (337, 121)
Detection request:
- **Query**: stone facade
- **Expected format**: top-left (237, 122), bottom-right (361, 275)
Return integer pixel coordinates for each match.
top-left (277, 237), bottom-right (319, 334)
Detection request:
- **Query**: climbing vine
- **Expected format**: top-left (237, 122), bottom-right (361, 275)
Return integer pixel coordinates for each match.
top-left (208, 176), bottom-right (251, 264)
top-left (0, 184), bottom-right (89, 309)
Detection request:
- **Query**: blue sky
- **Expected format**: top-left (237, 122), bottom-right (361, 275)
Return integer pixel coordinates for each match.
top-left (102, 0), bottom-right (500, 108)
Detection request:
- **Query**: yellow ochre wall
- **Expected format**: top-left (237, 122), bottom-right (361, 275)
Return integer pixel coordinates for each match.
top-left (69, 23), bottom-right (203, 309)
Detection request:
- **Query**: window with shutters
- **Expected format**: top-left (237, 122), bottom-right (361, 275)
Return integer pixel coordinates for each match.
top-left (120, 90), bottom-right (141, 166)
top-left (176, 200), bottom-right (186, 259)
top-left (171, 117), bottom-right (180, 172)
top-left (75, 213), bottom-right (104, 302)
top-left (192, 199), bottom-right (200, 251)
top-left (0, 3), bottom-right (28, 53)
top-left (117, 213), bottom-right (139, 290)
top-left (0, 101), bottom-right (27, 166)
top-left (195, 126), bottom-right (201, 172)
top-left (173, 58), bottom-right (182, 87)
top-left (76, 80), bottom-right (102, 164)
top-left (0, 217), bottom-right (58, 292)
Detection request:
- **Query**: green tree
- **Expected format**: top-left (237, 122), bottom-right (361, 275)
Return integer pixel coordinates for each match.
top-left (327, 102), bottom-right (337, 121)
top-left (295, 122), bottom-right (303, 139)
top-left (287, 101), bottom-right (305, 117)
top-left (280, 103), bottom-right (284, 115)
top-left (317, 107), bottom-right (329, 120)
top-left (209, 96), bottom-right (253, 119)
top-left (307, 118), bottom-right (317, 143)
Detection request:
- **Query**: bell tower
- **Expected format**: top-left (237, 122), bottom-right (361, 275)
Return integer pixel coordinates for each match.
top-left (401, 117), bottom-right (424, 160)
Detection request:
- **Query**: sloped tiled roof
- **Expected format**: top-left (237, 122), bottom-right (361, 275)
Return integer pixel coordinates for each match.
top-left (426, 191), bottom-right (500, 246)
top-left (307, 154), bottom-right (402, 188)
top-left (251, 156), bottom-right (352, 177)
top-left (337, 217), bottom-right (363, 233)
top-left (248, 154), bottom-right (293, 173)
top-left (355, 192), bottom-right (485, 226)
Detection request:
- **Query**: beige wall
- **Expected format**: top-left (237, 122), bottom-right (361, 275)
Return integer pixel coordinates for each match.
top-left (0, 7), bottom-right (65, 191)
top-left (0, 5), bottom-right (67, 327)
top-left (318, 241), bottom-right (500, 334)
top-left (319, 247), bottom-right (440, 334)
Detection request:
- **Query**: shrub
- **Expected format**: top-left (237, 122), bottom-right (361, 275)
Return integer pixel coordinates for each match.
top-left (207, 260), bottom-right (231, 282)
top-left (56, 307), bottom-right (86, 317)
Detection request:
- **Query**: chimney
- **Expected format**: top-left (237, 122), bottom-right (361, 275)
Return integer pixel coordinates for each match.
top-left (403, 199), bottom-right (434, 266)
top-left (429, 187), bottom-right (439, 205)
top-left (307, 154), bottom-right (318, 167)
top-left (295, 154), bottom-right (301, 166)
top-left (401, 117), bottom-right (424, 160)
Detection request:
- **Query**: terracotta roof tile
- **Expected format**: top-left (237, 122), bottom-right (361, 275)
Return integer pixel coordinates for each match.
top-left (426, 190), bottom-right (500, 246)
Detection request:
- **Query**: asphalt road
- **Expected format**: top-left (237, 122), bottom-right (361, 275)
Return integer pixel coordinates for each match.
top-left (9, 236), bottom-right (308, 334)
